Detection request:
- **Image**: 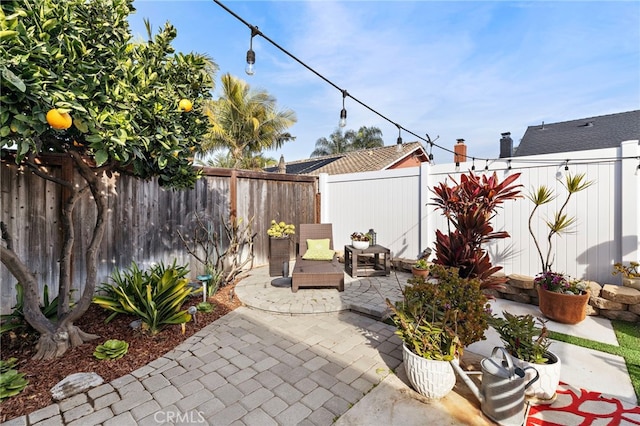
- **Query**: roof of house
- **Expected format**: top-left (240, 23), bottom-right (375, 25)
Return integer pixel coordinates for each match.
top-left (514, 110), bottom-right (640, 157)
top-left (265, 142), bottom-right (429, 175)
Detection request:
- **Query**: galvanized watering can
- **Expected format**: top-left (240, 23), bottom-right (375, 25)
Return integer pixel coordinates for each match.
top-left (451, 347), bottom-right (539, 426)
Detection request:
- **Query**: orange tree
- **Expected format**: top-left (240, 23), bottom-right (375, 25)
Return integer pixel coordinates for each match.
top-left (0, 0), bottom-right (216, 359)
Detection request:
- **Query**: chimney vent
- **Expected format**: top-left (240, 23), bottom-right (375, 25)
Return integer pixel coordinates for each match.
top-left (277, 155), bottom-right (286, 174)
top-left (454, 139), bottom-right (467, 163)
top-left (499, 132), bottom-right (513, 158)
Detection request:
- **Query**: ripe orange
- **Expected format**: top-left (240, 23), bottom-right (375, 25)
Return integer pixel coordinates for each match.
top-left (178, 99), bottom-right (192, 112)
top-left (46, 109), bottom-right (72, 130)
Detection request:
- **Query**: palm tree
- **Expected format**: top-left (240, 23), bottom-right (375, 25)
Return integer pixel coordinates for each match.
top-left (202, 73), bottom-right (296, 168)
top-left (199, 150), bottom-right (277, 170)
top-left (311, 128), bottom-right (352, 157)
top-left (347, 126), bottom-right (384, 150)
top-left (311, 126), bottom-right (384, 157)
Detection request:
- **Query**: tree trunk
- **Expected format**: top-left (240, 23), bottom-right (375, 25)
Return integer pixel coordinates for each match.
top-left (1, 153), bottom-right (106, 360)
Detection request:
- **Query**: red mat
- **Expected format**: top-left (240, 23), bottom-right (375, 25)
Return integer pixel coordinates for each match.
top-left (526, 382), bottom-right (640, 426)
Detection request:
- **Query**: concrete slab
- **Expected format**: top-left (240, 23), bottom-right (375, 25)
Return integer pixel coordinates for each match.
top-left (336, 365), bottom-right (493, 426)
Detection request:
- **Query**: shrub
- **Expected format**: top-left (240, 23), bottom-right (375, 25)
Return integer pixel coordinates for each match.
top-left (387, 264), bottom-right (491, 360)
top-left (0, 283), bottom-right (67, 335)
top-left (430, 171), bottom-right (522, 289)
top-left (0, 358), bottom-right (28, 400)
top-left (93, 260), bottom-right (193, 335)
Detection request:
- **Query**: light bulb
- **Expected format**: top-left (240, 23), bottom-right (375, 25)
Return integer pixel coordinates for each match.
top-left (339, 108), bottom-right (347, 128)
top-left (245, 49), bottom-right (255, 76)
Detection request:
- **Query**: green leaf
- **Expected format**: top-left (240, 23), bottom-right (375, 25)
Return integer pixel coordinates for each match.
top-left (0, 30), bottom-right (18, 40)
top-left (41, 18), bottom-right (58, 32)
top-left (94, 150), bottom-right (108, 166)
top-left (1, 66), bottom-right (25, 93)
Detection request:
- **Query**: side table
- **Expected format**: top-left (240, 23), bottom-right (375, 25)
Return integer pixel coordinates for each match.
top-left (344, 244), bottom-right (391, 277)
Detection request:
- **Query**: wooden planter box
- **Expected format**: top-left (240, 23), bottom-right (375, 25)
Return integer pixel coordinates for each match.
top-left (269, 237), bottom-right (292, 277)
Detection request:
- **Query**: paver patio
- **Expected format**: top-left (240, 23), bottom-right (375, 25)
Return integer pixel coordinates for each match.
top-left (1, 265), bottom-right (634, 426)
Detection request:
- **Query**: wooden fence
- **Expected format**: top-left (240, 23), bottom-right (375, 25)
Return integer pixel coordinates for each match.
top-left (1, 156), bottom-right (318, 313)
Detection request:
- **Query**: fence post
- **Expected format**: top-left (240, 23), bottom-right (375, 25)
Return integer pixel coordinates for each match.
top-left (318, 173), bottom-right (329, 223)
top-left (419, 162), bottom-right (430, 257)
top-left (621, 140), bottom-right (640, 263)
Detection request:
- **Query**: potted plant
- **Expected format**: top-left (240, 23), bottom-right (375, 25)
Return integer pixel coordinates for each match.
top-left (430, 171), bottom-right (522, 290)
top-left (350, 232), bottom-right (371, 250)
top-left (386, 264), bottom-right (491, 399)
top-left (489, 311), bottom-right (561, 403)
top-left (534, 271), bottom-right (589, 324)
top-left (411, 258), bottom-right (430, 278)
top-left (527, 173), bottom-right (593, 323)
top-left (612, 261), bottom-right (640, 290)
top-left (267, 220), bottom-right (295, 277)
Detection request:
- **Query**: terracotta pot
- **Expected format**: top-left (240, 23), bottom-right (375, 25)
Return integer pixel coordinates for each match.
top-left (402, 344), bottom-right (456, 399)
top-left (411, 267), bottom-right (430, 278)
top-left (537, 287), bottom-right (589, 324)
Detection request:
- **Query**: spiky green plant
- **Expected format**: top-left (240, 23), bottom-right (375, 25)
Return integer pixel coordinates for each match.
top-left (527, 173), bottom-right (594, 273)
top-left (93, 260), bottom-right (193, 335)
top-left (0, 283), bottom-right (68, 335)
top-left (0, 358), bottom-right (28, 400)
top-left (93, 339), bottom-right (129, 360)
top-left (488, 311), bottom-right (551, 364)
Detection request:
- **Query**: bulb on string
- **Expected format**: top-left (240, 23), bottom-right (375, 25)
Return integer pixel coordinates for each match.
top-left (338, 90), bottom-right (348, 128)
top-left (245, 50), bottom-right (255, 75)
top-left (245, 26), bottom-right (259, 76)
top-left (339, 108), bottom-right (347, 128)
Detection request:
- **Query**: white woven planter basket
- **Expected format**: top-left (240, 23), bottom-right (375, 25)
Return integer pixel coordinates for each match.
top-left (402, 344), bottom-right (456, 399)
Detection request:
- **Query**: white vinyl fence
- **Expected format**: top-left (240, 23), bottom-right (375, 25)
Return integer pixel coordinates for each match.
top-left (321, 140), bottom-right (639, 285)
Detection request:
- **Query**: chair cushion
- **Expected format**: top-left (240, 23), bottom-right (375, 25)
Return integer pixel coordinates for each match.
top-left (302, 247), bottom-right (335, 261)
top-left (307, 238), bottom-right (331, 251)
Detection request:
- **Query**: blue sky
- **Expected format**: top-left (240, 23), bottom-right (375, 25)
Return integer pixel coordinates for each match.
top-left (128, 1), bottom-right (640, 164)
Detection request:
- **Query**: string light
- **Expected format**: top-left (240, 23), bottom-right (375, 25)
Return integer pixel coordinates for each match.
top-left (426, 134), bottom-right (437, 163)
top-left (507, 160), bottom-right (512, 170)
top-left (485, 159), bottom-right (489, 171)
top-left (396, 124), bottom-right (403, 145)
top-left (339, 90), bottom-right (348, 128)
top-left (245, 26), bottom-right (260, 76)
top-left (455, 161), bottom-right (460, 172)
top-left (214, 1), bottom-right (638, 172)
top-left (564, 160), bottom-right (569, 171)
top-left (471, 158), bottom-right (475, 171)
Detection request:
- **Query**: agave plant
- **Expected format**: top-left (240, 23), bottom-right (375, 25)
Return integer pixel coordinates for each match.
top-left (93, 260), bottom-right (193, 335)
top-left (93, 339), bottom-right (129, 360)
top-left (0, 358), bottom-right (28, 400)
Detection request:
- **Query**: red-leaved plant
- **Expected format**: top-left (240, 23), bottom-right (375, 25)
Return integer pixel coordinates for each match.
top-left (430, 171), bottom-right (522, 289)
